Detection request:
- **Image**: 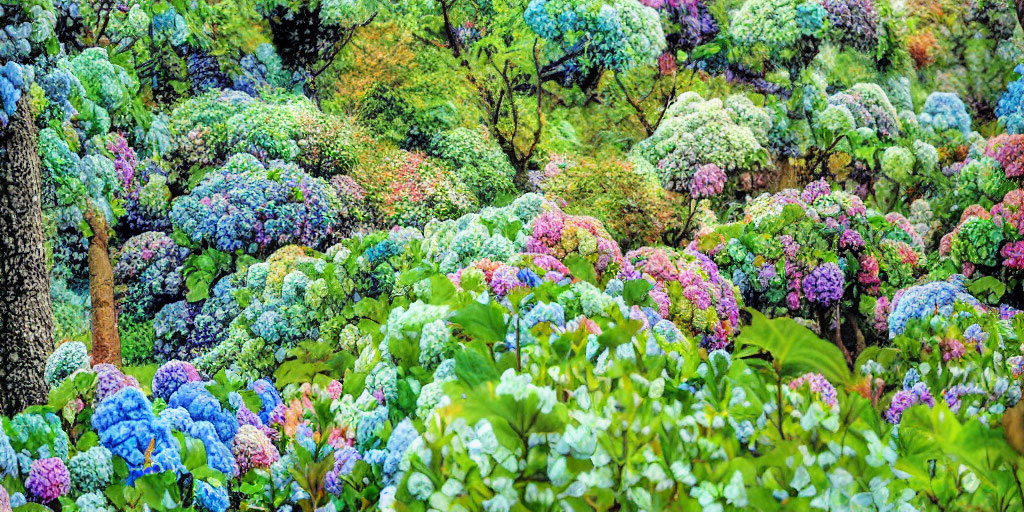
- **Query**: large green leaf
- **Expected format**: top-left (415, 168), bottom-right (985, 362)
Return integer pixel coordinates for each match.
top-left (450, 301), bottom-right (508, 344)
top-left (563, 254), bottom-right (597, 285)
top-left (736, 309), bottom-right (851, 385)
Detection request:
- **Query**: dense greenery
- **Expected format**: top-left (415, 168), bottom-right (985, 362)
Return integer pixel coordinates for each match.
top-left (4, 0), bottom-right (1024, 510)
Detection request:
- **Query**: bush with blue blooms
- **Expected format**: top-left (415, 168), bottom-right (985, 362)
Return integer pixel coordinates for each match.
top-left (170, 154), bottom-right (348, 254)
top-left (998, 64), bottom-right (1024, 135)
top-left (91, 388), bottom-right (183, 482)
top-left (918, 91), bottom-right (973, 137)
top-left (524, 0), bottom-right (665, 79)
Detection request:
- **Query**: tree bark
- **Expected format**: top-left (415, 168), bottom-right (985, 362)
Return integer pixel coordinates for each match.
top-left (0, 96), bottom-right (54, 416)
top-left (85, 207), bottom-right (120, 366)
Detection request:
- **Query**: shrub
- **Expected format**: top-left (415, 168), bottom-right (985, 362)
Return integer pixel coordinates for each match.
top-left (538, 154), bottom-right (676, 249)
top-left (425, 128), bottom-right (515, 205)
top-left (169, 154), bottom-right (350, 255)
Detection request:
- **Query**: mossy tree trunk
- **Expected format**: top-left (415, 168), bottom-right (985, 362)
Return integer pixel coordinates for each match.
top-left (85, 206), bottom-right (120, 366)
top-left (0, 96), bottom-right (54, 416)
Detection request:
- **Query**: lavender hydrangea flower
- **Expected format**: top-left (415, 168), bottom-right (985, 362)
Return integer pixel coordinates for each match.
top-left (690, 163), bottom-right (726, 198)
top-left (25, 458), bottom-right (70, 501)
top-left (152, 360), bottom-right (202, 401)
top-left (802, 262), bottom-right (844, 307)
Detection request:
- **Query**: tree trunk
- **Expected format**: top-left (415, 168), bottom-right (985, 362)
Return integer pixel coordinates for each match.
top-left (0, 96), bottom-right (54, 416)
top-left (85, 207), bottom-right (120, 366)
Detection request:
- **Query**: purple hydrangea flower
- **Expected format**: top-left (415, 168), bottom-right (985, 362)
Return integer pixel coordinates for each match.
top-left (25, 458), bottom-right (70, 501)
top-left (690, 163), bottom-right (726, 198)
top-left (802, 262), bottom-right (844, 307)
top-left (151, 360), bottom-right (202, 401)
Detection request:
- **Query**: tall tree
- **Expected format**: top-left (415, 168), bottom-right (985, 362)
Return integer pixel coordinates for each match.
top-left (85, 206), bottom-right (120, 366)
top-left (0, 96), bottom-right (54, 416)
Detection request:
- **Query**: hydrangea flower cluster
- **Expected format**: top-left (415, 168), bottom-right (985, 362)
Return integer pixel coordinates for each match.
top-left (702, 180), bottom-right (871, 316)
top-left (68, 446), bottom-right (113, 494)
top-left (884, 276), bottom-right (983, 338)
top-left (91, 388), bottom-right (183, 480)
top-left (151, 360), bottom-right (203, 401)
top-left (822, 0), bottom-right (878, 52)
top-left (788, 372), bottom-right (838, 406)
top-left (167, 89), bottom-right (363, 177)
top-left (917, 92), bottom-right (973, 137)
top-left (25, 457), bottom-right (70, 501)
top-left (352, 149), bottom-right (477, 228)
top-left (114, 231), bottom-right (188, 320)
top-left (827, 83), bottom-right (901, 139)
top-left (526, 205), bottom-right (625, 277)
top-left (153, 300), bottom-right (201, 362)
top-left (997, 64), bottom-right (1024, 134)
top-left (984, 134), bottom-right (1024, 178)
top-left (524, 0), bottom-right (665, 75)
top-left (232, 425), bottom-right (280, 474)
top-left (632, 92), bottom-right (770, 192)
top-left (43, 341), bottom-right (90, 388)
top-left (170, 154), bottom-right (347, 254)
top-left (624, 246), bottom-right (739, 348)
top-left (728, 0), bottom-right (827, 69)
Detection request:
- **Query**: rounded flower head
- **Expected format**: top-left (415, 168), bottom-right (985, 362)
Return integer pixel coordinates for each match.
top-left (788, 373), bottom-right (838, 406)
top-left (232, 425), bottom-right (280, 474)
top-left (68, 446), bottom-right (114, 494)
top-left (44, 341), bottom-right (90, 388)
top-left (690, 163), bottom-right (726, 198)
top-left (93, 363), bottom-right (141, 403)
top-left (25, 458), bottom-right (70, 501)
top-left (802, 263), bottom-right (844, 307)
top-left (0, 485), bottom-right (10, 512)
top-left (152, 360), bottom-right (202, 401)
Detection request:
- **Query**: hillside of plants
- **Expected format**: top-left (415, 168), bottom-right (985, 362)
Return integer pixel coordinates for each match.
top-left (5, 0), bottom-right (1024, 510)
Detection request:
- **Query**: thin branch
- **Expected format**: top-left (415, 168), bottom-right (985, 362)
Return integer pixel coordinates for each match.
top-left (614, 73), bottom-right (654, 137)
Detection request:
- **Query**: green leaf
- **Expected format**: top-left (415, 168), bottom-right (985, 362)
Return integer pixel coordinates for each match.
top-left (968, 276), bottom-right (1006, 304)
top-left (426, 274), bottom-right (456, 305)
top-left (736, 309), bottom-right (851, 385)
top-left (563, 254), bottom-right (597, 285)
top-left (450, 301), bottom-right (508, 344)
top-left (14, 504), bottom-right (54, 512)
top-left (622, 279), bottom-right (653, 307)
top-left (454, 345), bottom-right (500, 387)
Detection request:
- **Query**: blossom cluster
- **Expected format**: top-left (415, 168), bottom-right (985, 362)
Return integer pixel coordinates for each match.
top-left (632, 91), bottom-right (770, 194)
top-left (170, 154), bottom-right (347, 254)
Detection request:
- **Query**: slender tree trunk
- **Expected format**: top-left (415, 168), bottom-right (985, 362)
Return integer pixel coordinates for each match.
top-left (0, 96), bottom-right (54, 416)
top-left (85, 207), bottom-right (120, 366)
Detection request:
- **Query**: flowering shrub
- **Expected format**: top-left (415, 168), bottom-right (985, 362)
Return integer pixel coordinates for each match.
top-left (43, 341), bottom-right (89, 388)
top-left (351, 149), bottom-right (476, 228)
top-left (524, 0), bottom-right (665, 76)
top-left (997, 64), bottom-right (1024, 134)
top-left (631, 92), bottom-right (770, 193)
top-left (167, 89), bottom-right (366, 178)
top-left (170, 154), bottom-right (348, 254)
top-left (700, 180), bottom-right (870, 317)
top-left (729, 0), bottom-right (827, 70)
top-left (826, 83), bottom-right (901, 139)
top-left (918, 92), bottom-right (973, 137)
top-left (114, 231), bottom-right (188, 320)
top-left (625, 246), bottom-right (740, 348)
top-left (822, 0), bottom-right (878, 52)
top-left (537, 154), bottom-right (677, 249)
top-left (425, 128), bottom-right (515, 205)
top-left (985, 134), bottom-right (1024, 179)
